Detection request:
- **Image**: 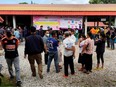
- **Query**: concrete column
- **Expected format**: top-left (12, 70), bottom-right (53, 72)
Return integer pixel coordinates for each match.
top-left (109, 16), bottom-right (111, 28)
top-left (31, 16), bottom-right (33, 26)
top-left (5, 16), bottom-right (8, 25)
top-left (13, 16), bottom-right (16, 29)
top-left (94, 22), bottom-right (96, 27)
top-left (97, 21), bottom-right (99, 28)
top-left (85, 16), bottom-right (87, 36)
top-left (114, 16), bottom-right (116, 27)
top-left (82, 16), bottom-right (85, 34)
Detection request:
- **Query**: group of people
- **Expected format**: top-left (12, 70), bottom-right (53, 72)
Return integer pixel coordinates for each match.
top-left (90, 27), bottom-right (116, 50)
top-left (0, 25), bottom-right (30, 42)
top-left (0, 25), bottom-right (116, 86)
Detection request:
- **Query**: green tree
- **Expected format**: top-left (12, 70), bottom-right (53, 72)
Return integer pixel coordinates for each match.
top-left (19, 2), bottom-right (28, 4)
top-left (89, 0), bottom-right (116, 4)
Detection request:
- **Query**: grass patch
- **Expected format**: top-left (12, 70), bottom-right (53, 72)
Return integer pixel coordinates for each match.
top-left (0, 75), bottom-right (16, 87)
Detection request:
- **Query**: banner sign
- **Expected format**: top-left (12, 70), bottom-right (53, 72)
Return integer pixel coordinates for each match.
top-left (33, 16), bottom-right (83, 30)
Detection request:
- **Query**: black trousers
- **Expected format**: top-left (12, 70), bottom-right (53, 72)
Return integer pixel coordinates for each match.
top-left (64, 55), bottom-right (75, 76)
top-left (44, 52), bottom-right (49, 65)
top-left (107, 38), bottom-right (110, 48)
top-left (97, 52), bottom-right (104, 64)
top-left (84, 54), bottom-right (92, 71)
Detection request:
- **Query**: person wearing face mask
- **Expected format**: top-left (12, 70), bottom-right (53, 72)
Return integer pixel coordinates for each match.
top-left (43, 30), bottom-right (49, 65)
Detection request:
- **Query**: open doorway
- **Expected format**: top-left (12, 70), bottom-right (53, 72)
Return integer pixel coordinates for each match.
top-left (16, 15), bottom-right (32, 28)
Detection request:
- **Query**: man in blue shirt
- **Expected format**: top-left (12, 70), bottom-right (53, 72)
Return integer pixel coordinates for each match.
top-left (47, 31), bottom-right (59, 73)
top-left (14, 29), bottom-right (20, 40)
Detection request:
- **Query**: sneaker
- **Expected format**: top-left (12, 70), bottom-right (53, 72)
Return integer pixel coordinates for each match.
top-left (47, 69), bottom-right (50, 73)
top-left (71, 73), bottom-right (75, 75)
top-left (32, 74), bottom-right (36, 77)
top-left (39, 75), bottom-right (43, 79)
top-left (16, 81), bottom-right (22, 87)
top-left (10, 76), bottom-right (14, 80)
top-left (94, 68), bottom-right (100, 70)
top-left (56, 70), bottom-right (60, 73)
top-left (89, 70), bottom-right (92, 73)
top-left (83, 70), bottom-right (89, 74)
top-left (0, 73), bottom-right (4, 77)
top-left (0, 78), bottom-right (1, 85)
top-left (63, 75), bottom-right (68, 78)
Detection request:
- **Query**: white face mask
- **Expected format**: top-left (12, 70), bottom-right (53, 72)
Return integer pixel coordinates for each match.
top-left (46, 34), bottom-right (49, 37)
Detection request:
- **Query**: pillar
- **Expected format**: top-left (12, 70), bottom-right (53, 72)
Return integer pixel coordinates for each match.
top-left (82, 16), bottom-right (85, 34)
top-left (13, 16), bottom-right (16, 29)
top-left (5, 16), bottom-right (8, 25)
top-left (85, 16), bottom-right (87, 36)
top-left (31, 16), bottom-right (33, 26)
top-left (94, 22), bottom-right (96, 27)
top-left (97, 21), bottom-right (99, 28)
top-left (109, 16), bottom-right (111, 28)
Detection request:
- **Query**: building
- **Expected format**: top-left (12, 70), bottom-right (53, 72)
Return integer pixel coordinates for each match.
top-left (0, 4), bottom-right (116, 35)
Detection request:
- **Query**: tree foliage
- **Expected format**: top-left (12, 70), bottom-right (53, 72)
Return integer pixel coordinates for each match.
top-left (89, 0), bottom-right (116, 4)
top-left (19, 2), bottom-right (28, 4)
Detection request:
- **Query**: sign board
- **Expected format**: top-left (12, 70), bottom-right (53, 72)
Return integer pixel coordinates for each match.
top-left (33, 16), bottom-right (83, 30)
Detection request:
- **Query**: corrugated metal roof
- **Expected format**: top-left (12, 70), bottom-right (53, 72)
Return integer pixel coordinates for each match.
top-left (0, 4), bottom-right (116, 11)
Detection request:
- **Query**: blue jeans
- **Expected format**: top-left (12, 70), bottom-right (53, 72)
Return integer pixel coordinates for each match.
top-left (110, 39), bottom-right (115, 49)
top-left (0, 64), bottom-right (2, 73)
top-left (47, 51), bottom-right (59, 73)
top-left (5, 57), bottom-right (21, 82)
top-left (59, 35), bottom-right (63, 41)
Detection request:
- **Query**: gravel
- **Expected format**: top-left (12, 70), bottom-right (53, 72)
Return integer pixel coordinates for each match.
top-left (0, 42), bottom-right (116, 87)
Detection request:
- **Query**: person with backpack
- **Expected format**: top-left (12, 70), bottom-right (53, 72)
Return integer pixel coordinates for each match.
top-left (24, 26), bottom-right (44, 79)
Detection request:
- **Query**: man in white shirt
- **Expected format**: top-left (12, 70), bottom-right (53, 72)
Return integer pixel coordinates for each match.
top-left (70, 29), bottom-right (76, 44)
top-left (63, 31), bottom-right (75, 77)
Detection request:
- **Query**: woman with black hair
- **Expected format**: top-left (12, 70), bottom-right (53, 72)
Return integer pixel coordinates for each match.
top-left (78, 34), bottom-right (86, 71)
top-left (95, 33), bottom-right (106, 69)
top-left (82, 32), bottom-right (94, 74)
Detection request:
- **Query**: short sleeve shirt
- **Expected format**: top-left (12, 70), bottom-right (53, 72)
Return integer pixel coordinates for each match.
top-left (63, 37), bottom-right (74, 57)
top-left (47, 37), bottom-right (58, 51)
top-left (83, 38), bottom-right (94, 55)
top-left (70, 35), bottom-right (76, 43)
top-left (43, 35), bottom-right (48, 44)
